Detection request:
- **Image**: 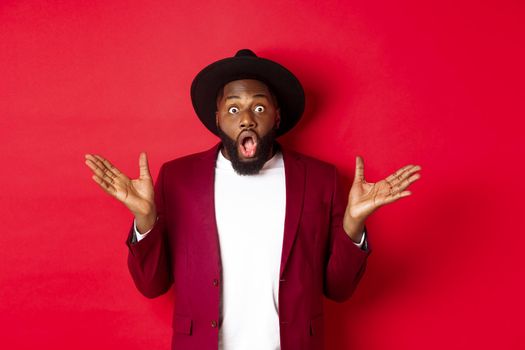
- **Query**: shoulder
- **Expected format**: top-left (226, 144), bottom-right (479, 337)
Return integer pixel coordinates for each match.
top-left (159, 143), bottom-right (219, 176)
top-left (281, 147), bottom-right (342, 202)
top-left (282, 146), bottom-right (337, 174)
top-left (281, 146), bottom-right (340, 193)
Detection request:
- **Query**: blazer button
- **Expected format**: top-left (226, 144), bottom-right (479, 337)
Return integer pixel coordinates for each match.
top-left (211, 320), bottom-right (217, 328)
top-left (213, 278), bottom-right (219, 286)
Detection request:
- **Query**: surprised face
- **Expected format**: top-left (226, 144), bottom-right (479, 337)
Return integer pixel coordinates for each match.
top-left (215, 79), bottom-right (281, 174)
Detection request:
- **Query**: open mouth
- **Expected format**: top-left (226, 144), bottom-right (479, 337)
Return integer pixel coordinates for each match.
top-left (237, 130), bottom-right (258, 158)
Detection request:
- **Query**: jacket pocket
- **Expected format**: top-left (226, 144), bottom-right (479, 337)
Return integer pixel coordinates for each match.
top-left (173, 314), bottom-right (193, 335)
top-left (309, 314), bottom-right (324, 337)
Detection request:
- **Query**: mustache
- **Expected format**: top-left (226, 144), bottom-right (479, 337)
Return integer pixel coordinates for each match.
top-left (236, 129), bottom-right (259, 142)
top-left (217, 127), bottom-right (277, 175)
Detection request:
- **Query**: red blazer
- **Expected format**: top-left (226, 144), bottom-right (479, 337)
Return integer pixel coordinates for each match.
top-left (125, 143), bottom-right (371, 350)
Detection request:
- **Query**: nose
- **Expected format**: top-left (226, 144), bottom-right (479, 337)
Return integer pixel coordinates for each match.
top-left (239, 110), bottom-right (257, 129)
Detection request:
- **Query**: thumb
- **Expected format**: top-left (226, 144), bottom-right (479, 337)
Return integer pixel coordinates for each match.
top-left (139, 152), bottom-right (152, 179)
top-left (354, 155), bottom-right (365, 184)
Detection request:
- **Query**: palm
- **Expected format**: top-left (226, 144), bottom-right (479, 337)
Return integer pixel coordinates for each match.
top-left (85, 153), bottom-right (155, 216)
top-left (114, 174), bottom-right (154, 214)
top-left (345, 156), bottom-right (421, 224)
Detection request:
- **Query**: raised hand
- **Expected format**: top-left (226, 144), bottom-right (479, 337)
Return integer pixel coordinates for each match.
top-left (84, 152), bottom-right (157, 232)
top-left (343, 156), bottom-right (421, 240)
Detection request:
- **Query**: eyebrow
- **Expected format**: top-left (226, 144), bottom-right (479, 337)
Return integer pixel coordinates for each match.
top-left (225, 95), bottom-right (240, 101)
top-left (224, 93), bottom-right (269, 101)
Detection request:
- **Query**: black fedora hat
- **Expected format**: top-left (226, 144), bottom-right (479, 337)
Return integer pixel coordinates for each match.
top-left (190, 49), bottom-right (305, 136)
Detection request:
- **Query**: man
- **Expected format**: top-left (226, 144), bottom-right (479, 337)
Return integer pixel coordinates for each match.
top-left (85, 49), bottom-right (421, 350)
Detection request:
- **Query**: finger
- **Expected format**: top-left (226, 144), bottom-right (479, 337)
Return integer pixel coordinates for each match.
top-left (85, 154), bottom-right (117, 179)
top-left (388, 173), bottom-right (421, 196)
top-left (94, 154), bottom-right (123, 177)
top-left (383, 190), bottom-right (412, 205)
top-left (388, 174), bottom-right (419, 197)
top-left (385, 164), bottom-right (413, 183)
top-left (92, 155), bottom-right (121, 179)
top-left (85, 158), bottom-right (106, 177)
top-left (85, 154), bottom-right (105, 172)
top-left (84, 157), bottom-right (99, 172)
top-left (85, 158), bottom-right (118, 185)
top-left (353, 156), bottom-right (365, 184)
top-left (386, 164), bottom-right (420, 185)
top-left (397, 173), bottom-right (421, 192)
top-left (139, 152), bottom-right (152, 179)
top-left (389, 166), bottom-right (422, 187)
top-left (91, 174), bottom-right (117, 195)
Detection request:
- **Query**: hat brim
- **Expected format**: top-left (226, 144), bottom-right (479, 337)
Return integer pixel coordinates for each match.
top-left (191, 55), bottom-right (305, 136)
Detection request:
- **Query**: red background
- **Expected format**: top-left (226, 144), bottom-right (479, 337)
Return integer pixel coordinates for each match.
top-left (1, 0), bottom-right (524, 348)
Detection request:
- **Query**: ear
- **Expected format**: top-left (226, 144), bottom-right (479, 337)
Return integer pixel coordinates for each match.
top-left (215, 111), bottom-right (219, 128)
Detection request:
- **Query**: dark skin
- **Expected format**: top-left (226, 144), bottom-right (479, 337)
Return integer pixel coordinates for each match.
top-left (84, 79), bottom-right (422, 242)
top-left (215, 79), bottom-right (280, 162)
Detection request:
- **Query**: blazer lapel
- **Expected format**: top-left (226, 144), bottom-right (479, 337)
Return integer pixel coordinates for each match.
top-left (192, 143), bottom-right (222, 269)
top-left (280, 148), bottom-right (306, 278)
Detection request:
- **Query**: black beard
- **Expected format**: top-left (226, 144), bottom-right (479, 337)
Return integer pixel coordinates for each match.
top-left (217, 127), bottom-right (277, 175)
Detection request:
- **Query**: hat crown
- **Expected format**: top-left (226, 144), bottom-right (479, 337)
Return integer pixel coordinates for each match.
top-left (235, 49), bottom-right (257, 58)
top-left (191, 49), bottom-right (305, 137)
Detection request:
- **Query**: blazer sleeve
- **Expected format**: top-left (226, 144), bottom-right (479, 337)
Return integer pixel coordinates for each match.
top-left (125, 163), bottom-right (173, 298)
top-left (324, 166), bottom-right (371, 303)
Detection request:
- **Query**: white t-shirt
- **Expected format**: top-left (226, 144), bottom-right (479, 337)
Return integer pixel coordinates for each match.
top-left (214, 150), bottom-right (286, 350)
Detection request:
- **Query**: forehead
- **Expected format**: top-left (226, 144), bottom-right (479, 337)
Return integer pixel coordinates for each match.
top-left (221, 79), bottom-right (272, 96)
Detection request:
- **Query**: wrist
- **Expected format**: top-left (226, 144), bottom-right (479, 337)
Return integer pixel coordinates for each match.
top-left (134, 210), bottom-right (157, 234)
top-left (343, 217), bottom-right (365, 243)
top-left (130, 200), bottom-right (155, 217)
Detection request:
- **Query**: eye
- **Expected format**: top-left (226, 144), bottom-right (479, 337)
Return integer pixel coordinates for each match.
top-left (228, 106), bottom-right (239, 114)
top-left (254, 105), bottom-right (265, 113)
